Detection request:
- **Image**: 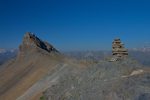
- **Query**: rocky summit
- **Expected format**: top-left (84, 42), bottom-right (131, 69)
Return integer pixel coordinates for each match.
top-left (19, 32), bottom-right (59, 53)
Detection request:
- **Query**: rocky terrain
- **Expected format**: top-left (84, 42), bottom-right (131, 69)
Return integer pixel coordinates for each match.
top-left (0, 32), bottom-right (150, 100)
top-left (42, 59), bottom-right (150, 100)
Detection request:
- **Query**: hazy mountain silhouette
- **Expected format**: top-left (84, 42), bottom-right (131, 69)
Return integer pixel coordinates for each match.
top-left (0, 49), bottom-right (17, 65)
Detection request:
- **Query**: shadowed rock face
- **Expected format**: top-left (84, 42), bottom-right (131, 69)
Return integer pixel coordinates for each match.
top-left (19, 32), bottom-right (59, 53)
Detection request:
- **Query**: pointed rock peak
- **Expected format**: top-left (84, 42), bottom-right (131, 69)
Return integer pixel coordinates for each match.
top-left (20, 32), bottom-right (59, 53)
top-left (23, 32), bottom-right (41, 46)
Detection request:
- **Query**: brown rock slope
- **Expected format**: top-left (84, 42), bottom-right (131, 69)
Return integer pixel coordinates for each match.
top-left (0, 32), bottom-right (63, 100)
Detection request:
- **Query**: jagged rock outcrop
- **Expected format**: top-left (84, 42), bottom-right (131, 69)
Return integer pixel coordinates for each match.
top-left (19, 32), bottom-right (59, 54)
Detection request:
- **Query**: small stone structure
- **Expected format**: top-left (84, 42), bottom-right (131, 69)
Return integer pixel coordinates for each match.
top-left (110, 38), bottom-right (128, 61)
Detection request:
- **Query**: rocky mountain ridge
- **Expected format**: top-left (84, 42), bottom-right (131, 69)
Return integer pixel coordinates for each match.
top-left (0, 32), bottom-right (63, 100)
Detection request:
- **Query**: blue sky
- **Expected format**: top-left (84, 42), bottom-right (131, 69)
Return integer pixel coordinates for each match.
top-left (0, 0), bottom-right (150, 51)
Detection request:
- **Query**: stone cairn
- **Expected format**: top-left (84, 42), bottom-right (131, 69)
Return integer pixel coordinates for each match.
top-left (110, 38), bottom-right (128, 61)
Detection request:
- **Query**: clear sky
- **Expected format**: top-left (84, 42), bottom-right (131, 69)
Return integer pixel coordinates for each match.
top-left (0, 0), bottom-right (150, 51)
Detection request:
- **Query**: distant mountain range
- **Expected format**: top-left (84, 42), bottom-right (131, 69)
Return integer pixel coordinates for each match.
top-left (1, 47), bottom-right (150, 66)
top-left (0, 48), bottom-right (17, 65)
top-left (131, 47), bottom-right (150, 52)
top-left (64, 50), bottom-right (150, 66)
